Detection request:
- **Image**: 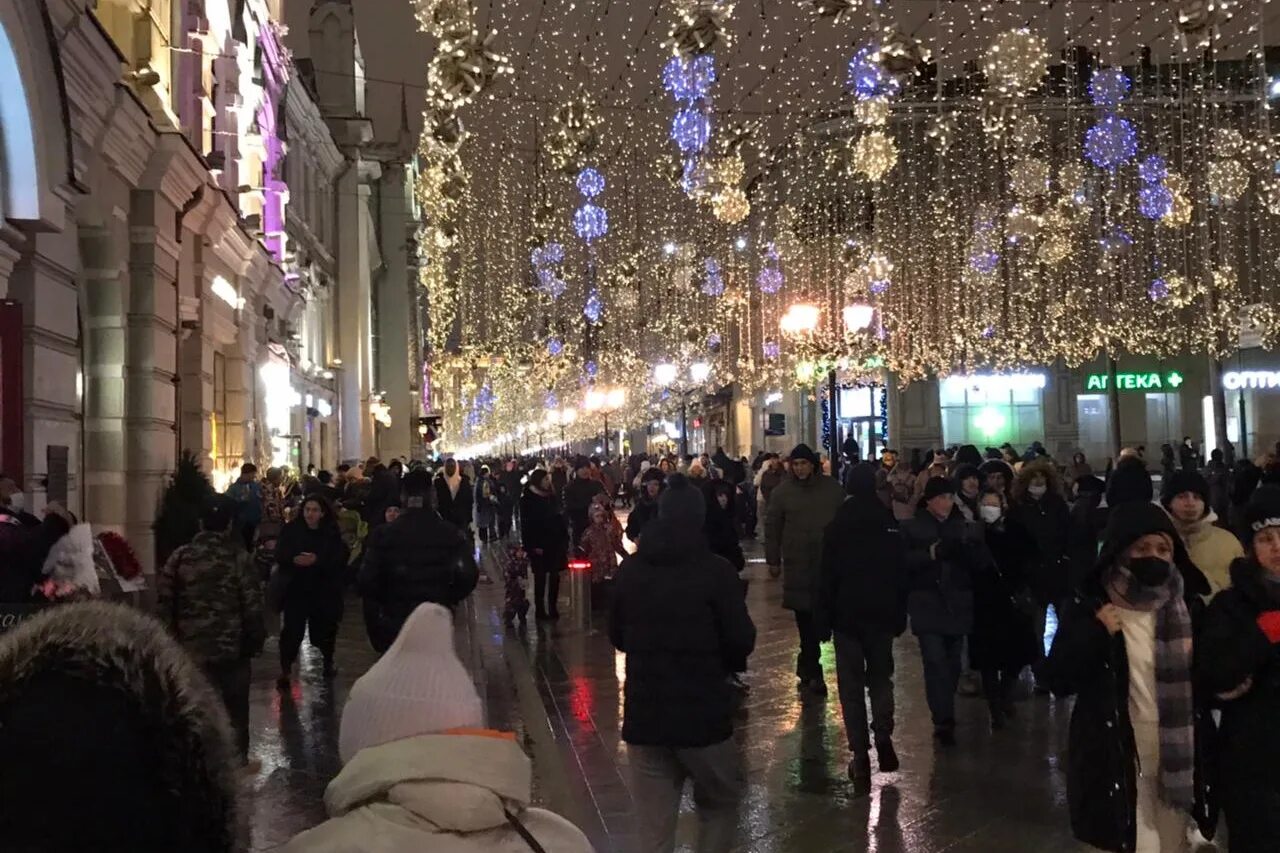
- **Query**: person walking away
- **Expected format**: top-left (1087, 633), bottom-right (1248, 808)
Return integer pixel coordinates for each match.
top-left (0, 602), bottom-right (243, 852)
top-left (1204, 449), bottom-right (1232, 523)
top-left (499, 458), bottom-right (523, 537)
top-left (1008, 461), bottom-right (1071, 663)
top-left (817, 463), bottom-right (907, 793)
top-left (433, 458), bottom-right (474, 536)
top-left (756, 455), bottom-right (783, 560)
top-left (226, 462), bottom-right (263, 551)
top-left (1067, 475), bottom-right (1107, 593)
top-left (473, 465), bottom-right (500, 543)
top-left (1195, 487), bottom-right (1280, 851)
top-left (359, 470), bottom-right (478, 653)
top-left (973, 490), bottom-right (1039, 729)
top-left (521, 468), bottom-right (570, 620)
top-left (157, 498), bottom-right (266, 768)
top-left (901, 477), bottom-right (980, 746)
top-left (1179, 437), bottom-right (1199, 473)
top-left (1160, 444), bottom-right (1178, 484)
top-left (565, 456), bottom-right (606, 546)
top-left (1043, 501), bottom-right (1212, 853)
top-left (274, 496), bottom-right (349, 685)
top-left (1162, 469), bottom-right (1243, 600)
top-left (627, 467), bottom-right (666, 544)
top-left (765, 443), bottom-right (846, 697)
top-left (610, 482), bottom-right (756, 853)
top-left (282, 603), bottom-right (592, 853)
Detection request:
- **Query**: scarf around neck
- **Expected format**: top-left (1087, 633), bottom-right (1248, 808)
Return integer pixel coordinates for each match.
top-left (445, 470), bottom-right (462, 498)
top-left (1106, 562), bottom-right (1195, 810)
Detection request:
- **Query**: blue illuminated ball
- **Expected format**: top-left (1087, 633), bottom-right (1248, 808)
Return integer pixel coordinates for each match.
top-left (1138, 184), bottom-right (1174, 220)
top-left (671, 107), bottom-right (712, 153)
top-left (1084, 116), bottom-right (1138, 171)
top-left (576, 167), bottom-right (605, 198)
top-left (1138, 155), bottom-right (1168, 185)
top-left (573, 204), bottom-right (609, 242)
top-left (1088, 68), bottom-right (1131, 109)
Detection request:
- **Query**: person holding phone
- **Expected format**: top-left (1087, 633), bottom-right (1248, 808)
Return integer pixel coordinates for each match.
top-left (275, 495), bottom-right (348, 686)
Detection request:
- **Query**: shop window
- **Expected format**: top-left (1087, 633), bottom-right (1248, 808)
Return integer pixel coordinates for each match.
top-left (211, 351), bottom-right (230, 487)
top-left (1076, 395), bottom-right (1110, 467)
top-left (939, 374), bottom-right (1046, 448)
top-left (1145, 393), bottom-right (1182, 448)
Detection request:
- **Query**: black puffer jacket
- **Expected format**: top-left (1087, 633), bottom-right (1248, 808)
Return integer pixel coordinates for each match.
top-left (1043, 503), bottom-right (1213, 853)
top-left (704, 481), bottom-right (744, 572)
top-left (358, 508), bottom-right (477, 653)
top-left (433, 475), bottom-right (474, 530)
top-left (1008, 493), bottom-right (1072, 605)
top-left (900, 508), bottom-right (979, 637)
top-left (1196, 556), bottom-right (1280, 846)
top-left (609, 517), bottom-right (756, 748)
top-left (818, 492), bottom-right (908, 637)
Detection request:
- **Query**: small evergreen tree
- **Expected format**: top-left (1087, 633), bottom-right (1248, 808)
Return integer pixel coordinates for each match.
top-left (153, 450), bottom-right (215, 565)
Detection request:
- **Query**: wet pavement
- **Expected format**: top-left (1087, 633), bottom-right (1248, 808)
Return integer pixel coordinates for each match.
top-left (242, 528), bottom-right (1221, 852)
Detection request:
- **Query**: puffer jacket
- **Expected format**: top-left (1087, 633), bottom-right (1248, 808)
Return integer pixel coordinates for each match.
top-left (156, 530), bottom-right (266, 665)
top-left (900, 508), bottom-right (979, 637)
top-left (358, 509), bottom-right (477, 653)
top-left (765, 473), bottom-right (846, 612)
top-left (1176, 511), bottom-right (1244, 599)
top-left (281, 733), bottom-right (594, 853)
top-left (610, 517), bottom-right (756, 748)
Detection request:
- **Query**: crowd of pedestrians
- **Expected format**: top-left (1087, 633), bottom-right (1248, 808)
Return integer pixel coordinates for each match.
top-left (3, 434), bottom-right (1280, 853)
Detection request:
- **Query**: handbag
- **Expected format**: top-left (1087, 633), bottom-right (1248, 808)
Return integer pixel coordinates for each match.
top-left (503, 808), bottom-right (548, 853)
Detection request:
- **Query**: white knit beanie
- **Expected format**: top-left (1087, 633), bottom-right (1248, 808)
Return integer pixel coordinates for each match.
top-left (338, 603), bottom-right (485, 763)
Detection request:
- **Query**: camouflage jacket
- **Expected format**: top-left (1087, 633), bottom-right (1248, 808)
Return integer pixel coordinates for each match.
top-left (157, 530), bottom-right (266, 665)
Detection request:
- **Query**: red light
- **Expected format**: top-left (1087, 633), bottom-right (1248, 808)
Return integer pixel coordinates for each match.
top-left (567, 559), bottom-right (592, 572)
top-left (693, 418), bottom-right (702, 428)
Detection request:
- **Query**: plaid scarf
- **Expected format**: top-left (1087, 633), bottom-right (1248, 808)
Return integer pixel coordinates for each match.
top-left (1106, 563), bottom-right (1195, 810)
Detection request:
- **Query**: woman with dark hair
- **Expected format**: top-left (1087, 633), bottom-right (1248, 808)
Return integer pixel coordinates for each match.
top-left (275, 494), bottom-right (349, 685)
top-left (521, 468), bottom-right (570, 620)
top-left (1044, 502), bottom-right (1211, 853)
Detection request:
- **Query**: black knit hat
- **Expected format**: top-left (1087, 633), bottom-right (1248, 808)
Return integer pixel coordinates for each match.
top-left (1095, 501), bottom-right (1209, 596)
top-left (921, 476), bottom-right (955, 503)
top-left (789, 443), bottom-right (821, 466)
top-left (1106, 456), bottom-right (1154, 507)
top-left (1160, 469), bottom-right (1210, 511)
top-left (640, 467), bottom-right (666, 485)
top-left (845, 462), bottom-right (878, 497)
top-left (1244, 486), bottom-right (1280, 543)
top-left (658, 472), bottom-right (706, 528)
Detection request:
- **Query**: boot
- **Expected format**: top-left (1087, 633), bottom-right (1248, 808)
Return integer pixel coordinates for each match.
top-left (875, 738), bottom-right (899, 773)
top-left (848, 752), bottom-right (872, 796)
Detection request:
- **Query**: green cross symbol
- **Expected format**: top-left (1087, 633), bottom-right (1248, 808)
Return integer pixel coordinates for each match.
top-left (1166, 372), bottom-right (1184, 389)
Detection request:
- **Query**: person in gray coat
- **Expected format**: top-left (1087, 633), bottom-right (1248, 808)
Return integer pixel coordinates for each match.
top-left (766, 443), bottom-right (847, 696)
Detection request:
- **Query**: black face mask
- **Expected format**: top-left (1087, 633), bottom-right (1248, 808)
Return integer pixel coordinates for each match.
top-left (1128, 556), bottom-right (1173, 587)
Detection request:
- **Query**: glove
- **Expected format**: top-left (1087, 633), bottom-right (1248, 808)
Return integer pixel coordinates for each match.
top-left (1257, 610), bottom-right (1280, 644)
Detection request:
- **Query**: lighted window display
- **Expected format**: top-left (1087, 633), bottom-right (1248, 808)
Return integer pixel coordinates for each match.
top-left (260, 359), bottom-right (299, 466)
top-left (939, 373), bottom-right (1046, 447)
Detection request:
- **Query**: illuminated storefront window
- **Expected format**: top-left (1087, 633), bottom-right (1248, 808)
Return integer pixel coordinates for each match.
top-left (939, 373), bottom-right (1046, 447)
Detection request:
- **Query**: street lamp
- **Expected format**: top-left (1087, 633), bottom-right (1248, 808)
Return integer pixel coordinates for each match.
top-left (583, 387), bottom-right (626, 459)
top-left (655, 361), bottom-right (713, 459)
top-left (842, 302), bottom-right (875, 333)
top-left (545, 406), bottom-right (577, 454)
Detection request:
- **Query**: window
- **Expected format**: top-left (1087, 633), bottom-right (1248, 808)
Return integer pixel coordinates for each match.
top-left (939, 373), bottom-right (1046, 448)
top-left (1076, 394), bottom-right (1110, 467)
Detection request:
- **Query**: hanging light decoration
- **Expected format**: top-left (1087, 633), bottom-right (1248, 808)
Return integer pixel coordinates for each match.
top-left (572, 166), bottom-right (608, 242)
top-left (983, 29), bottom-right (1049, 96)
top-left (852, 131), bottom-right (899, 181)
top-left (1084, 115), bottom-right (1138, 171)
top-left (711, 187), bottom-right (750, 223)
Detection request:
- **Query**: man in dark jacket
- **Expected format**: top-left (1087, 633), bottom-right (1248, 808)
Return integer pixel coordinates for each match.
top-left (901, 477), bottom-right (981, 746)
top-left (360, 470), bottom-right (478, 653)
top-left (433, 458), bottom-right (474, 533)
top-left (564, 456), bottom-right (606, 545)
top-left (625, 467), bottom-right (665, 544)
top-left (610, 483), bottom-right (756, 853)
top-left (766, 443), bottom-right (846, 697)
top-left (818, 463), bottom-right (907, 792)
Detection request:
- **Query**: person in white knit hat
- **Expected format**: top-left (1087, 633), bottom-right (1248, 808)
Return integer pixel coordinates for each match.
top-left (283, 603), bottom-right (593, 853)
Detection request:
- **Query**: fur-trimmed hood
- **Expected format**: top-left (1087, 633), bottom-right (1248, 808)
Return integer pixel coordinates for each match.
top-left (0, 601), bottom-right (240, 852)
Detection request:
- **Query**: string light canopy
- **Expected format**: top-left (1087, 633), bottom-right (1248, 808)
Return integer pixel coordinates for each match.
top-left (411, 0), bottom-right (1280, 447)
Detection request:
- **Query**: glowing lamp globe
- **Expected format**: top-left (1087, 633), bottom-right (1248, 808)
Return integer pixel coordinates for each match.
top-left (843, 303), bottom-right (875, 332)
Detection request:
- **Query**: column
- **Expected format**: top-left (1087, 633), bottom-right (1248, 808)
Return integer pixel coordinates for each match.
top-left (336, 165), bottom-right (373, 461)
top-left (375, 164), bottom-right (412, 461)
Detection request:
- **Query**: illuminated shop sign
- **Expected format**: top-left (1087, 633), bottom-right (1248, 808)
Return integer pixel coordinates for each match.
top-left (1223, 370), bottom-right (1280, 390)
top-left (1084, 371), bottom-right (1183, 392)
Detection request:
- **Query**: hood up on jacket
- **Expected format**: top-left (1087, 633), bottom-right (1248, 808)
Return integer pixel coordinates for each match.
top-left (635, 515), bottom-right (708, 565)
top-left (0, 601), bottom-right (239, 852)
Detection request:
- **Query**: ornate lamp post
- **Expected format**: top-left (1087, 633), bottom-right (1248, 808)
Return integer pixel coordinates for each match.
top-left (583, 387), bottom-right (625, 458)
top-left (654, 360), bottom-right (713, 459)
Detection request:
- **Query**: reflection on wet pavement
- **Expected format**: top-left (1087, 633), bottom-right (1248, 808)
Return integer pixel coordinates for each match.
top-left (242, 535), bottom-right (1220, 852)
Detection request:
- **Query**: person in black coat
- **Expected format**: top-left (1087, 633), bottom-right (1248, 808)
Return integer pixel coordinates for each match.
top-left (1195, 486), bottom-right (1280, 852)
top-left (625, 467), bottom-right (665, 544)
top-left (609, 507), bottom-right (756, 853)
top-left (1067, 475), bottom-right (1108, 593)
top-left (274, 495), bottom-right (349, 684)
top-left (433, 458), bottom-right (474, 533)
top-left (973, 490), bottom-right (1039, 729)
top-left (498, 459), bottom-right (524, 537)
top-left (358, 470), bottom-right (478, 654)
top-left (900, 477), bottom-right (981, 746)
top-left (520, 468), bottom-right (570, 620)
top-left (1043, 502), bottom-right (1212, 853)
top-left (704, 479), bottom-right (745, 572)
top-left (817, 462), bottom-right (907, 791)
top-left (563, 457), bottom-right (606, 545)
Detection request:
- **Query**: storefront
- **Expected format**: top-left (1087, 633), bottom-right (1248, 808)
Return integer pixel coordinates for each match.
top-left (1212, 353), bottom-right (1280, 460)
top-left (836, 384), bottom-right (887, 460)
top-left (1074, 366), bottom-right (1188, 465)
top-left (938, 372), bottom-right (1048, 449)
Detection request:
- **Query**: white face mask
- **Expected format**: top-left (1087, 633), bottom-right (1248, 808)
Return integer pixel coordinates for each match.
top-left (1028, 484), bottom-right (1047, 499)
top-left (7, 491), bottom-right (24, 513)
top-left (980, 505), bottom-right (1003, 524)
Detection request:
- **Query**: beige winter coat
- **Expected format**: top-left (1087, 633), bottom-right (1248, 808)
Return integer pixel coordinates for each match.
top-left (1177, 511), bottom-right (1244, 599)
top-left (281, 733), bottom-right (594, 853)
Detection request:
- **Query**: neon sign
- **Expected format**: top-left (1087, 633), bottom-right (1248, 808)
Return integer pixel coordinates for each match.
top-left (1223, 370), bottom-right (1280, 391)
top-left (1084, 371), bottom-right (1183, 392)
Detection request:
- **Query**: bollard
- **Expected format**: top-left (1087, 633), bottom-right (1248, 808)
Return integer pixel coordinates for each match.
top-left (567, 556), bottom-right (592, 631)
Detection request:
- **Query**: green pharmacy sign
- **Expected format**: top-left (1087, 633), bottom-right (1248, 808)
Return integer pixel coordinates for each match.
top-left (1084, 371), bottom-right (1184, 392)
